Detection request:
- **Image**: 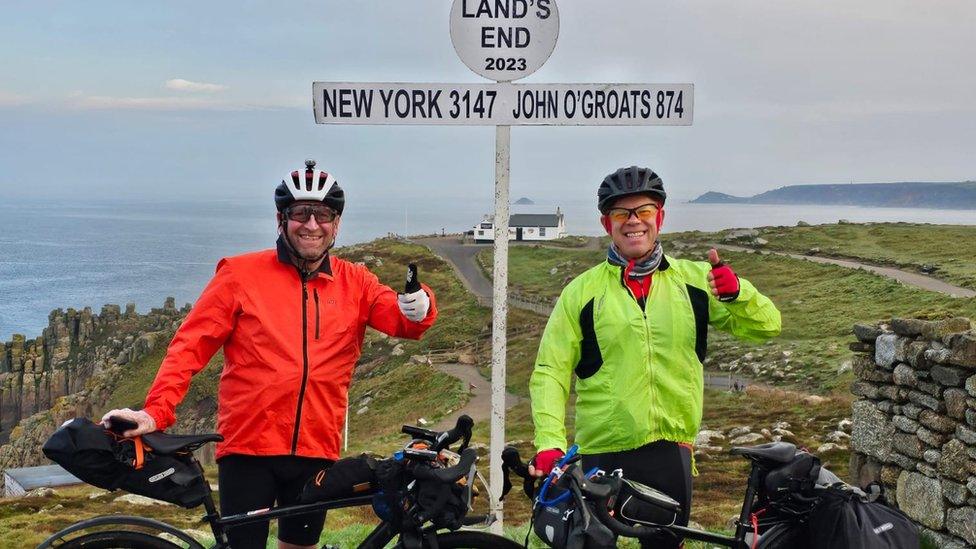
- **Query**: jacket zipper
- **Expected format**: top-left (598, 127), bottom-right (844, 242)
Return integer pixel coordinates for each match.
top-left (291, 277), bottom-right (311, 454)
top-left (314, 289), bottom-right (320, 340)
top-left (621, 266), bottom-right (657, 430)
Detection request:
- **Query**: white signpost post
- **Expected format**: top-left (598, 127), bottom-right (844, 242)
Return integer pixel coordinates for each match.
top-left (313, 1), bottom-right (693, 532)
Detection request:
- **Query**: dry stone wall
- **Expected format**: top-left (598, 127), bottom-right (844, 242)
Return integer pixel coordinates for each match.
top-left (849, 317), bottom-right (976, 548)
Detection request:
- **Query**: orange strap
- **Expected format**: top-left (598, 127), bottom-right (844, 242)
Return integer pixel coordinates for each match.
top-left (133, 436), bottom-right (145, 470)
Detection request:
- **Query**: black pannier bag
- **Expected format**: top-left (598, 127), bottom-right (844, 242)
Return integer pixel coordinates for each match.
top-left (42, 418), bottom-right (208, 508)
top-left (805, 484), bottom-right (919, 549)
top-left (300, 455), bottom-right (378, 503)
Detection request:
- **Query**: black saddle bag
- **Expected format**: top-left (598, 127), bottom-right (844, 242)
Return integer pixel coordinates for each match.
top-left (42, 418), bottom-right (208, 508)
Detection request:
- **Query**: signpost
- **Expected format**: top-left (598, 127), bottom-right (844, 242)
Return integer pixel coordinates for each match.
top-left (313, 1), bottom-right (693, 532)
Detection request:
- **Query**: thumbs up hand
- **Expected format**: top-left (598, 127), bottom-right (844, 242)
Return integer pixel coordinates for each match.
top-left (398, 263), bottom-right (430, 322)
top-left (707, 248), bottom-right (740, 302)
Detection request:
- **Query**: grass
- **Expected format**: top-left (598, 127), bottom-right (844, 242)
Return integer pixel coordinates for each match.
top-left (726, 222), bottom-right (976, 290)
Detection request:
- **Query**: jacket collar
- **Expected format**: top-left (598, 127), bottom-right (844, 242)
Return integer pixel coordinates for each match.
top-left (276, 235), bottom-right (333, 279)
top-left (606, 254), bottom-right (670, 272)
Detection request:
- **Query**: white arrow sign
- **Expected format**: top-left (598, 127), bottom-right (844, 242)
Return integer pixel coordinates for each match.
top-left (313, 82), bottom-right (693, 125)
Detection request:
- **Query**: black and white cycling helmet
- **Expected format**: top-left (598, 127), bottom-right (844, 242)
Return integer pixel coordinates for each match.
top-left (274, 159), bottom-right (345, 215)
top-left (597, 166), bottom-right (666, 214)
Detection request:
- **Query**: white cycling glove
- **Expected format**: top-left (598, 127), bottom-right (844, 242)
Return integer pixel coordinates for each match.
top-left (397, 288), bottom-right (430, 322)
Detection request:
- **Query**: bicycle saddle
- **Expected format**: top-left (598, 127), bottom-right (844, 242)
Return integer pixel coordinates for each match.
top-left (143, 431), bottom-right (224, 454)
top-left (729, 442), bottom-right (796, 464)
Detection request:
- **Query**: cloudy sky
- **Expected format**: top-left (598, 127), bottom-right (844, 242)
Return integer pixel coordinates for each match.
top-left (1, 0), bottom-right (974, 205)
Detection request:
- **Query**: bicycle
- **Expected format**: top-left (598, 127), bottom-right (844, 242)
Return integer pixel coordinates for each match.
top-left (37, 415), bottom-right (521, 549)
top-left (500, 441), bottom-right (821, 549)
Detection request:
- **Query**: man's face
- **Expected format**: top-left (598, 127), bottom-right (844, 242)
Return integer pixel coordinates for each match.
top-left (603, 194), bottom-right (663, 261)
top-left (279, 201), bottom-right (340, 260)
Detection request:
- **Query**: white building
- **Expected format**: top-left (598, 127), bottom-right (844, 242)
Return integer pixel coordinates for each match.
top-left (3, 464), bottom-right (81, 497)
top-left (472, 209), bottom-right (566, 242)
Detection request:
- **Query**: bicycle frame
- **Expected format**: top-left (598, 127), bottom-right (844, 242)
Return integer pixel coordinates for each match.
top-left (39, 415), bottom-right (498, 549)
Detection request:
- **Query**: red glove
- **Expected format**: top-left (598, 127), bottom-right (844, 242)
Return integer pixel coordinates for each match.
top-left (707, 248), bottom-right (740, 302)
top-left (531, 448), bottom-right (566, 476)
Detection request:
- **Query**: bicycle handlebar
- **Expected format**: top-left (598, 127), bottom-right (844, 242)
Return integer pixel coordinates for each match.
top-left (410, 447), bottom-right (478, 484)
top-left (401, 414), bottom-right (473, 453)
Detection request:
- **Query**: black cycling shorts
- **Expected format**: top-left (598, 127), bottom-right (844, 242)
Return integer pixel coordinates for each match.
top-left (217, 454), bottom-right (334, 549)
top-left (582, 440), bottom-right (692, 549)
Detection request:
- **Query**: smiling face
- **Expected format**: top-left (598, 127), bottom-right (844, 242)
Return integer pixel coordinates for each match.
top-left (603, 193), bottom-right (664, 261)
top-left (278, 200), bottom-right (340, 264)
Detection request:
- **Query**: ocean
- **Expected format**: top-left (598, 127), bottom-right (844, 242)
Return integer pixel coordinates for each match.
top-left (3, 197), bottom-right (976, 341)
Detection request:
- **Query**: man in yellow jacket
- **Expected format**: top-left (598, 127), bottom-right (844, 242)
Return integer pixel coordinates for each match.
top-left (529, 166), bottom-right (781, 548)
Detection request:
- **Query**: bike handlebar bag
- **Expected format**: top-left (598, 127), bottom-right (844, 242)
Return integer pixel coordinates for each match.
top-left (532, 481), bottom-right (615, 549)
top-left (43, 418), bottom-right (208, 508)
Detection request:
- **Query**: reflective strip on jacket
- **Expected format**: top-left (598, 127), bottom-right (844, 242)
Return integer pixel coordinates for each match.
top-left (143, 238), bottom-right (437, 460)
top-left (530, 255), bottom-right (780, 454)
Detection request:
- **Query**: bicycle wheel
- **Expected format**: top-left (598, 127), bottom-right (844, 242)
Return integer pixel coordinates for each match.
top-left (53, 530), bottom-right (183, 549)
top-left (410, 530), bottom-right (523, 549)
top-left (755, 522), bottom-right (801, 549)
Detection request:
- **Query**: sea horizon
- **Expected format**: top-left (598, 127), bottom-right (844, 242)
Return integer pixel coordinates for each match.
top-left (3, 197), bottom-right (976, 341)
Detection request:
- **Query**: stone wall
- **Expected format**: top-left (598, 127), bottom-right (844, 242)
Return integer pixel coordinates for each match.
top-left (849, 317), bottom-right (976, 548)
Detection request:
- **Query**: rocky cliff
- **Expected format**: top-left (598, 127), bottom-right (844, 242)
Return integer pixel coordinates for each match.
top-left (690, 181), bottom-right (976, 209)
top-left (0, 299), bottom-right (190, 490)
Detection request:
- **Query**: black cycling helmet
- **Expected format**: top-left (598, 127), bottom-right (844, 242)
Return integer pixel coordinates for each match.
top-left (274, 159), bottom-right (345, 215)
top-left (597, 166), bottom-right (666, 214)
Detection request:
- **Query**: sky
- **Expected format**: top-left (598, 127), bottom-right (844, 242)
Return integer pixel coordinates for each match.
top-left (1, 0), bottom-right (974, 206)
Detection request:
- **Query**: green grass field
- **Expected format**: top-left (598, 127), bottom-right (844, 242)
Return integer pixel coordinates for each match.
top-left (723, 222), bottom-right (976, 290)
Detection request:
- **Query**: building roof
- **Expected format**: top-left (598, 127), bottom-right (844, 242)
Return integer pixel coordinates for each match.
top-left (3, 464), bottom-right (81, 490)
top-left (508, 214), bottom-right (561, 227)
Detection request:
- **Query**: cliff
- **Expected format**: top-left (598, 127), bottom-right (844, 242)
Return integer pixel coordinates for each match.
top-left (0, 299), bottom-right (192, 489)
top-left (690, 182), bottom-right (976, 209)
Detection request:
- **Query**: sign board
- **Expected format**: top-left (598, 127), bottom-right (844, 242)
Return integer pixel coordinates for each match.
top-left (450, 0), bottom-right (559, 81)
top-left (313, 82), bottom-right (693, 125)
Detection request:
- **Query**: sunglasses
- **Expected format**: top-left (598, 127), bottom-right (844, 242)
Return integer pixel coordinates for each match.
top-left (606, 203), bottom-right (659, 223)
top-left (285, 205), bottom-right (337, 224)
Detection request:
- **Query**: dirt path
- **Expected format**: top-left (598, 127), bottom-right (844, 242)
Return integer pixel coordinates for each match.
top-left (716, 244), bottom-right (976, 298)
top-left (431, 363), bottom-right (524, 431)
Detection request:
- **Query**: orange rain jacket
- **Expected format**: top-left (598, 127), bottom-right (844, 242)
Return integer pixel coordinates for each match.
top-left (143, 238), bottom-right (437, 460)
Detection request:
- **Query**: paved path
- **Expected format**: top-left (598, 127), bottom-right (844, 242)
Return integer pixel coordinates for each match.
top-left (717, 244), bottom-right (976, 298)
top-left (416, 237), bottom-right (493, 301)
top-left (431, 363), bottom-right (523, 431)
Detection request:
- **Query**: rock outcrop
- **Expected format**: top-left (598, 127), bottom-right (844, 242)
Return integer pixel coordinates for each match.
top-left (0, 299), bottom-right (189, 492)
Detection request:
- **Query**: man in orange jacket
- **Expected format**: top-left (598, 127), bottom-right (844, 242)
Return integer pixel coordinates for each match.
top-left (102, 160), bottom-right (438, 549)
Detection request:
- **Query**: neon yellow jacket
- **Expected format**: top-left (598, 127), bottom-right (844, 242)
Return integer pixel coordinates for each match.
top-left (530, 256), bottom-right (781, 454)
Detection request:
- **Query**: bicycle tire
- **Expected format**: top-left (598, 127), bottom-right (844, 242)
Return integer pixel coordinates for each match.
top-left (400, 530), bottom-right (523, 549)
top-left (51, 530), bottom-right (184, 549)
top-left (755, 522), bottom-right (801, 549)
